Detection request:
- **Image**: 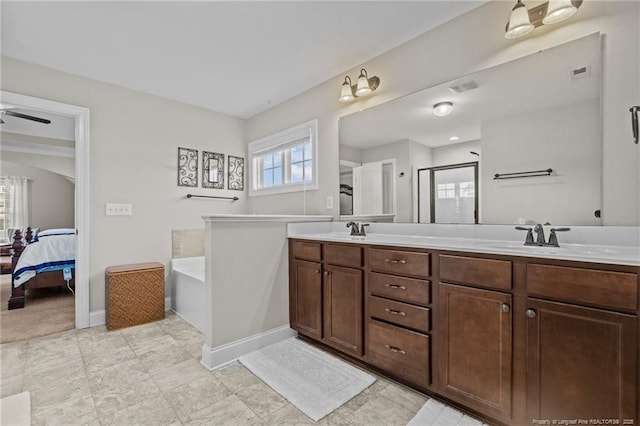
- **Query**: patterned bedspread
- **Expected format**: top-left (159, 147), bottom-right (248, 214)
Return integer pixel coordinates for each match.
top-left (13, 232), bottom-right (76, 288)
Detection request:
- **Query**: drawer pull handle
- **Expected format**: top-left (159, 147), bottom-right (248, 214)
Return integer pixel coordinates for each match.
top-left (386, 259), bottom-right (407, 264)
top-left (384, 284), bottom-right (407, 290)
top-left (384, 344), bottom-right (406, 355)
top-left (385, 308), bottom-right (406, 316)
top-left (526, 309), bottom-right (537, 319)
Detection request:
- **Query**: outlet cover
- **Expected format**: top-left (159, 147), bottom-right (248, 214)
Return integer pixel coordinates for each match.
top-left (106, 203), bottom-right (133, 216)
top-left (326, 196), bottom-right (334, 209)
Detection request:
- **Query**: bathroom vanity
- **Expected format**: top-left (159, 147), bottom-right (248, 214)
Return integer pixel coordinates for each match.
top-left (288, 229), bottom-right (639, 425)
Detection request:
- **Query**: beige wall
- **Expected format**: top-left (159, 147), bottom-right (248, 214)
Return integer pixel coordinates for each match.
top-left (1, 160), bottom-right (75, 231)
top-left (482, 99), bottom-right (601, 225)
top-left (1, 57), bottom-right (247, 312)
top-left (245, 0), bottom-right (640, 226)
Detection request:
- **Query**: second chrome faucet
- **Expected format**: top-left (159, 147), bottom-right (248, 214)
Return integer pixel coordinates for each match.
top-left (516, 224), bottom-right (570, 247)
top-left (346, 221), bottom-right (369, 237)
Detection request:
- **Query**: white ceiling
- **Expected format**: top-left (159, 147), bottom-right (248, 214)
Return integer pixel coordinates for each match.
top-left (1, 107), bottom-right (76, 141)
top-left (1, 1), bottom-right (485, 119)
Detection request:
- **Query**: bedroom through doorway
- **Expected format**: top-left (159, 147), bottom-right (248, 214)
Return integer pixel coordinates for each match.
top-left (0, 91), bottom-right (90, 341)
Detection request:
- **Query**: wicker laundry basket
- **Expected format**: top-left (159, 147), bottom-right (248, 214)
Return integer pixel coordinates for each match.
top-left (105, 262), bottom-right (165, 330)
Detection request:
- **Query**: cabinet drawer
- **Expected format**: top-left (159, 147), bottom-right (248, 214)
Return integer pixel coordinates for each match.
top-left (367, 319), bottom-right (430, 386)
top-left (439, 255), bottom-right (512, 290)
top-left (527, 264), bottom-right (638, 312)
top-left (368, 272), bottom-right (431, 306)
top-left (369, 248), bottom-right (430, 278)
top-left (291, 240), bottom-right (321, 262)
top-left (369, 295), bottom-right (430, 333)
top-left (325, 244), bottom-right (362, 268)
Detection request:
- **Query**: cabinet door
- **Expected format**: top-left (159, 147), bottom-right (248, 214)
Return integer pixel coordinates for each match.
top-left (323, 265), bottom-right (363, 357)
top-left (526, 299), bottom-right (637, 423)
top-left (439, 283), bottom-right (512, 422)
top-left (290, 259), bottom-right (322, 340)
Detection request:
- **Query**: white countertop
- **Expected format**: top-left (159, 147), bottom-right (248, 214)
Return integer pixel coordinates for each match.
top-left (288, 225), bottom-right (640, 267)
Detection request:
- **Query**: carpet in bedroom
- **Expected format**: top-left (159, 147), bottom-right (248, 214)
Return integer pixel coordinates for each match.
top-left (0, 274), bottom-right (75, 344)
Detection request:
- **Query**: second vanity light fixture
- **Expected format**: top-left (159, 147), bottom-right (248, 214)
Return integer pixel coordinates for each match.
top-left (505, 0), bottom-right (583, 39)
top-left (339, 69), bottom-right (380, 103)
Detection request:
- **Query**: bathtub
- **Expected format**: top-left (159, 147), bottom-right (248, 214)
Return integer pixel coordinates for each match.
top-left (170, 256), bottom-right (205, 333)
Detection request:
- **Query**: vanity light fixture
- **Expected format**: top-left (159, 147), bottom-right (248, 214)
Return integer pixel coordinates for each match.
top-left (449, 136), bottom-right (460, 141)
top-left (504, 0), bottom-right (582, 39)
top-left (338, 69), bottom-right (380, 103)
top-left (505, 0), bottom-right (534, 40)
top-left (433, 102), bottom-right (453, 117)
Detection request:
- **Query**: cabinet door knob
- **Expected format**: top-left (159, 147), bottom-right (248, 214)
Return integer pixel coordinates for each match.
top-left (526, 309), bottom-right (537, 319)
top-left (324, 270), bottom-right (330, 276)
top-left (501, 304), bottom-right (510, 313)
top-left (315, 269), bottom-right (320, 274)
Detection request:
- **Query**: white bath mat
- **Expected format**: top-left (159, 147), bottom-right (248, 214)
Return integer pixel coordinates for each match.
top-left (0, 391), bottom-right (31, 426)
top-left (239, 337), bottom-right (375, 421)
top-left (408, 398), bottom-right (484, 426)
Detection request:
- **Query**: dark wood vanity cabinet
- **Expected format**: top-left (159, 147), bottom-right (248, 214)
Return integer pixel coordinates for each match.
top-left (289, 238), bottom-right (640, 426)
top-left (438, 255), bottom-right (514, 423)
top-left (323, 264), bottom-right (363, 357)
top-left (289, 240), bottom-right (364, 357)
top-left (365, 247), bottom-right (432, 388)
top-left (524, 263), bottom-right (639, 424)
top-left (525, 298), bottom-right (637, 423)
top-left (289, 241), bottom-right (323, 340)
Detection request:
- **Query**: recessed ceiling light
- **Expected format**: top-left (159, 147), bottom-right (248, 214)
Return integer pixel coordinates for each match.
top-left (433, 102), bottom-right (453, 117)
top-left (449, 136), bottom-right (460, 141)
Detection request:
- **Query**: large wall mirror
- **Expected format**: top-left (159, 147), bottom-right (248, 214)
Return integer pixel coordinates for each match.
top-left (339, 33), bottom-right (601, 226)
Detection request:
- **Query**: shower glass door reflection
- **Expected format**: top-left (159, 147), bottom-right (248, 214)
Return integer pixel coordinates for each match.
top-left (418, 162), bottom-right (478, 224)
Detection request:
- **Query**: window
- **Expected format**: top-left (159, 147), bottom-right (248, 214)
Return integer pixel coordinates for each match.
top-left (0, 176), bottom-right (30, 243)
top-left (249, 119), bottom-right (318, 196)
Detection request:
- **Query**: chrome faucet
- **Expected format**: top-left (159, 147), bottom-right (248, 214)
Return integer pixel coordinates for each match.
top-left (534, 224), bottom-right (546, 245)
top-left (516, 224), bottom-right (570, 247)
top-left (346, 222), bottom-right (369, 237)
top-left (547, 227), bottom-right (571, 247)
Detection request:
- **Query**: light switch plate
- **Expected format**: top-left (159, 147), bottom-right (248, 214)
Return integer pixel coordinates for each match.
top-left (106, 203), bottom-right (132, 216)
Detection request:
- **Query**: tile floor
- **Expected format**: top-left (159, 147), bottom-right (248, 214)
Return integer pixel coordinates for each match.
top-left (0, 312), bottom-right (480, 425)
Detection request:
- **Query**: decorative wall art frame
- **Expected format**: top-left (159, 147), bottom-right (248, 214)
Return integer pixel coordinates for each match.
top-left (228, 155), bottom-right (245, 191)
top-left (177, 147), bottom-right (198, 187)
top-left (203, 151), bottom-right (224, 189)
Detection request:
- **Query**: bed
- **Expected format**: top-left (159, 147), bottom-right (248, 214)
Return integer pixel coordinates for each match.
top-left (8, 227), bottom-right (76, 310)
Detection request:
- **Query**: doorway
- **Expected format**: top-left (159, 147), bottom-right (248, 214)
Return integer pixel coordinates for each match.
top-left (418, 162), bottom-right (478, 224)
top-left (1, 90), bottom-right (90, 329)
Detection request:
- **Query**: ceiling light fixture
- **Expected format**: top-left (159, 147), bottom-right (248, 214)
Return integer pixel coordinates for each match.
top-left (339, 68), bottom-right (380, 103)
top-left (504, 0), bottom-right (582, 39)
top-left (433, 102), bottom-right (453, 117)
top-left (449, 136), bottom-right (460, 141)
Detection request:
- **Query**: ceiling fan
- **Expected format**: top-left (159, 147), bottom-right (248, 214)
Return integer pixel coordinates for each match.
top-left (0, 109), bottom-right (51, 125)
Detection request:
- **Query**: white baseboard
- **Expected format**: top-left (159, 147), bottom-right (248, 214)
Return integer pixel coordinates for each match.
top-left (201, 325), bottom-right (297, 371)
top-left (89, 309), bottom-right (105, 327)
top-left (88, 297), bottom-right (172, 328)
